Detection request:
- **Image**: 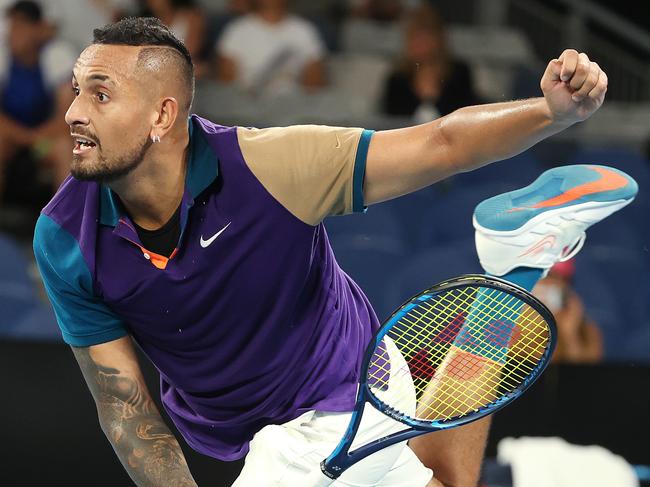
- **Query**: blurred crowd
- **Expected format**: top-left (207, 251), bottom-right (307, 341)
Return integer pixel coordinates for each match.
top-left (0, 0), bottom-right (486, 228)
top-left (0, 0), bottom-right (648, 366)
top-left (1, 4), bottom-right (649, 482)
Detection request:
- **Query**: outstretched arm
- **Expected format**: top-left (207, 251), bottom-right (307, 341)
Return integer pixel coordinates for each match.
top-left (364, 49), bottom-right (608, 205)
top-left (72, 336), bottom-right (197, 487)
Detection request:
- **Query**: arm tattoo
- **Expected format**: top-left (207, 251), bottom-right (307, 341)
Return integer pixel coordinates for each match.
top-left (73, 347), bottom-right (197, 487)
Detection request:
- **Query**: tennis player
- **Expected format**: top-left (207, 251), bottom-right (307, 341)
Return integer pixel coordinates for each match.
top-left (33, 17), bottom-right (613, 487)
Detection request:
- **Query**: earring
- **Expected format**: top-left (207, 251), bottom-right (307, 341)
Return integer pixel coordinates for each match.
top-left (152, 135), bottom-right (161, 143)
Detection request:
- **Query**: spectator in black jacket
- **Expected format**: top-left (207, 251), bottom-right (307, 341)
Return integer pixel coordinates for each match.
top-left (381, 5), bottom-right (482, 123)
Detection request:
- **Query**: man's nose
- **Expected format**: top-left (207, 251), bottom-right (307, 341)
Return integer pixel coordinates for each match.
top-left (64, 95), bottom-right (90, 126)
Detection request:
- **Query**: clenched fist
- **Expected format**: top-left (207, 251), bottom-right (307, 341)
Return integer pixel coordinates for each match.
top-left (541, 49), bottom-right (608, 125)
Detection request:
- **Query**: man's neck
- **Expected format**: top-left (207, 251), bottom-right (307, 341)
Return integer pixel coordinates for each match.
top-left (110, 131), bottom-right (190, 230)
top-left (257, 8), bottom-right (286, 24)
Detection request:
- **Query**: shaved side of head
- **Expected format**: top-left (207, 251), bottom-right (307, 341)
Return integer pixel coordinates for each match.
top-left (137, 46), bottom-right (194, 114)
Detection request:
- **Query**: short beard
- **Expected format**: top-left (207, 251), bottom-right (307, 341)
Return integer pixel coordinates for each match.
top-left (71, 135), bottom-right (153, 184)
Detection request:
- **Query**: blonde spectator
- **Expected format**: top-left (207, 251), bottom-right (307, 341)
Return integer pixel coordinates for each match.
top-left (381, 5), bottom-right (481, 123)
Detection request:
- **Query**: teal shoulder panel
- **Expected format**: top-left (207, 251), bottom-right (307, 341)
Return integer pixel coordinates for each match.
top-left (33, 214), bottom-right (127, 346)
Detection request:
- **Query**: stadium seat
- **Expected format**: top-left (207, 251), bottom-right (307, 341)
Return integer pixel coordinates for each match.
top-left (572, 248), bottom-right (639, 360)
top-left (622, 280), bottom-right (650, 362)
top-left (446, 25), bottom-right (538, 102)
top-left (384, 242), bottom-right (482, 310)
top-left (379, 185), bottom-right (445, 249)
top-left (339, 18), bottom-right (403, 58)
top-left (326, 53), bottom-right (392, 118)
top-left (0, 233), bottom-right (58, 341)
top-left (452, 150), bottom-right (545, 191)
top-left (415, 183), bottom-right (508, 249)
top-left (330, 235), bottom-right (407, 321)
top-left (0, 233), bottom-right (35, 295)
top-left (8, 305), bottom-right (61, 342)
top-left (325, 204), bottom-right (405, 252)
top-left (583, 211), bottom-right (644, 250)
top-left (447, 25), bottom-right (536, 66)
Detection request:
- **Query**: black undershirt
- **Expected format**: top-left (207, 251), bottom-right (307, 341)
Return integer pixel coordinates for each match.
top-left (133, 204), bottom-right (182, 257)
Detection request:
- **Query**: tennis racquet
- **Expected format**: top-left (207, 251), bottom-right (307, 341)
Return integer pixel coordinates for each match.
top-left (319, 273), bottom-right (556, 483)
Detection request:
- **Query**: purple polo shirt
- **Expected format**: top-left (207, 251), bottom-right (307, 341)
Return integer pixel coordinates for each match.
top-left (33, 115), bottom-right (378, 460)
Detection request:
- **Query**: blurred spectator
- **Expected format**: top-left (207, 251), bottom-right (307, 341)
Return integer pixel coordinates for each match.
top-left (380, 5), bottom-right (481, 123)
top-left (211, 0), bottom-right (251, 14)
top-left (532, 260), bottom-right (603, 364)
top-left (43, 0), bottom-right (136, 52)
top-left (348, 0), bottom-right (408, 22)
top-left (192, 0), bottom-right (251, 14)
top-left (216, 0), bottom-right (327, 96)
top-left (0, 1), bottom-right (75, 204)
top-left (141, 0), bottom-right (208, 76)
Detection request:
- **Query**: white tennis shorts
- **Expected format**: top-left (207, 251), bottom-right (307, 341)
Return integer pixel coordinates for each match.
top-left (232, 338), bottom-right (434, 486)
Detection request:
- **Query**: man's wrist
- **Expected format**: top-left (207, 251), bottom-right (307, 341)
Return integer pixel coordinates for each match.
top-left (540, 97), bottom-right (577, 130)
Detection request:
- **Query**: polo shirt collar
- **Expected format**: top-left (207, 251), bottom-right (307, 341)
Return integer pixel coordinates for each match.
top-left (99, 116), bottom-right (219, 227)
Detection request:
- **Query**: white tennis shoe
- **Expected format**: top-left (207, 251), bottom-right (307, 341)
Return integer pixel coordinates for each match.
top-left (473, 164), bottom-right (638, 276)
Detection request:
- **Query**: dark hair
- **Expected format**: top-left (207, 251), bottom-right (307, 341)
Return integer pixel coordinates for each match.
top-left (6, 0), bottom-right (42, 22)
top-left (93, 17), bottom-right (192, 67)
top-left (92, 17), bottom-right (194, 111)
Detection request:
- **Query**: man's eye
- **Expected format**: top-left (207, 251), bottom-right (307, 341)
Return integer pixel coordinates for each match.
top-left (97, 92), bottom-right (109, 102)
top-left (73, 87), bottom-right (80, 96)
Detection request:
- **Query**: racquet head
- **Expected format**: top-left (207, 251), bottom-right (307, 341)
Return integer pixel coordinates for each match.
top-left (365, 274), bottom-right (556, 427)
top-left (321, 274), bottom-right (556, 481)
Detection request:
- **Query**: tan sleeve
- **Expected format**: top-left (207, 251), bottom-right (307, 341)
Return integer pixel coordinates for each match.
top-left (237, 125), bottom-right (373, 226)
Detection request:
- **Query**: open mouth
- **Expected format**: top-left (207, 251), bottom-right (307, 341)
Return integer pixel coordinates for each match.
top-left (72, 136), bottom-right (97, 155)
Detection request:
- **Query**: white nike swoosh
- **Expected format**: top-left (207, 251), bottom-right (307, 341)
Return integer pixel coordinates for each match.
top-left (200, 222), bottom-right (231, 248)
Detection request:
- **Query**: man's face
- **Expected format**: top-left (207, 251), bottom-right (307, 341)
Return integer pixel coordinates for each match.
top-left (255, 0), bottom-right (286, 11)
top-left (65, 44), bottom-right (156, 183)
top-left (7, 13), bottom-right (42, 58)
top-left (406, 29), bottom-right (443, 64)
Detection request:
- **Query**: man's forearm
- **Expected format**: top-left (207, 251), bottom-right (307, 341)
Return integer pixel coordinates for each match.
top-left (73, 347), bottom-right (197, 486)
top-left (439, 97), bottom-right (572, 174)
top-left (99, 403), bottom-right (197, 486)
top-left (364, 97), bottom-right (573, 205)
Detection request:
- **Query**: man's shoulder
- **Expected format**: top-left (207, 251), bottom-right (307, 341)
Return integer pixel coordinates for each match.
top-left (39, 176), bottom-right (99, 239)
top-left (190, 114), bottom-right (235, 136)
top-left (43, 175), bottom-right (94, 214)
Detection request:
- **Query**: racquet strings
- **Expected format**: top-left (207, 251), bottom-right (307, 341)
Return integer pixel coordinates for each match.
top-left (367, 285), bottom-right (551, 422)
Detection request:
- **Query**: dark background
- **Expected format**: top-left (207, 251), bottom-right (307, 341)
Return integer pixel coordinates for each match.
top-left (2, 340), bottom-right (648, 486)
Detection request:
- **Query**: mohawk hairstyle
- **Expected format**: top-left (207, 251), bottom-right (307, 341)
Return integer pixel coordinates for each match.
top-left (92, 17), bottom-right (195, 111)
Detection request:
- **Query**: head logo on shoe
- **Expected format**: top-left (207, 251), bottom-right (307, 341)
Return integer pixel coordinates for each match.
top-left (508, 166), bottom-right (629, 212)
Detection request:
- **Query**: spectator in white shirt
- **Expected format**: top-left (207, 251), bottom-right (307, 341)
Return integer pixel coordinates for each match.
top-left (216, 0), bottom-right (327, 96)
top-left (43, 0), bottom-right (136, 52)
